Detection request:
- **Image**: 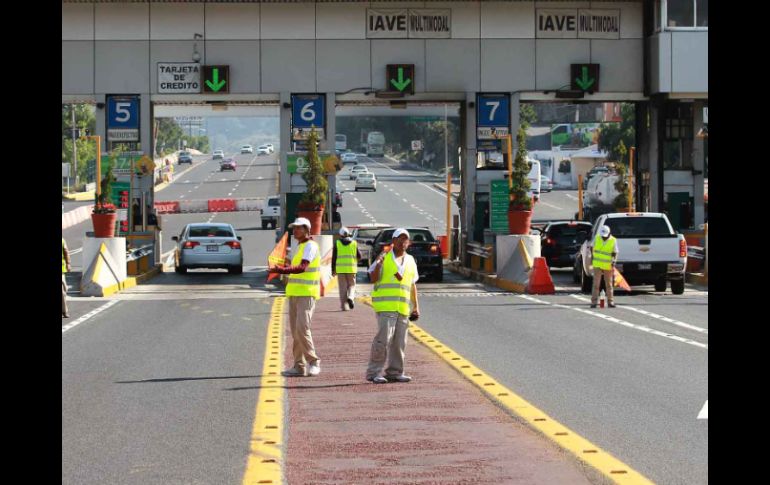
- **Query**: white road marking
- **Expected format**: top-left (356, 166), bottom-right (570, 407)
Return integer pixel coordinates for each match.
top-left (539, 201), bottom-right (563, 210)
top-left (180, 195), bottom-right (185, 199)
top-left (698, 400), bottom-right (708, 419)
top-left (418, 182), bottom-right (450, 198)
top-left (370, 159), bottom-right (403, 174)
top-left (570, 295), bottom-right (707, 334)
top-left (402, 198), bottom-right (408, 203)
top-left (565, 193), bottom-right (578, 201)
top-left (62, 300), bottom-right (119, 334)
top-left (394, 192), bottom-right (400, 196)
top-left (517, 294), bottom-right (708, 350)
top-left (69, 248), bottom-right (83, 255)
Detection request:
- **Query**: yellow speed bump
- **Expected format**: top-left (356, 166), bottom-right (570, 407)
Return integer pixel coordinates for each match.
top-left (360, 296), bottom-right (653, 485)
top-left (242, 297), bottom-right (286, 485)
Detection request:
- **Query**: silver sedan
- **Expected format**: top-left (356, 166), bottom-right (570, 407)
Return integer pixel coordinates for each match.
top-left (173, 223), bottom-right (243, 274)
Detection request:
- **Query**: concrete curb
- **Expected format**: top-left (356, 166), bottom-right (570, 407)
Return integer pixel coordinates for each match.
top-left (686, 272), bottom-right (708, 288)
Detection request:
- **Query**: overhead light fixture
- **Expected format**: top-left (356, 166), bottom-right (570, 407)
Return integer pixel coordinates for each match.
top-left (554, 90), bottom-right (585, 99)
top-left (192, 33), bottom-right (203, 63)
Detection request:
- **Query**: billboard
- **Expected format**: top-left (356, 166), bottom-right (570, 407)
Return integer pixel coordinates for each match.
top-left (550, 123), bottom-right (605, 149)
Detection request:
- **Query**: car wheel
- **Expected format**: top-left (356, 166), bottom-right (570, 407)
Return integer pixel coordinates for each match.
top-left (654, 278), bottom-right (667, 292)
top-left (228, 265), bottom-right (243, 275)
top-left (175, 265), bottom-right (187, 274)
top-left (271, 221), bottom-right (277, 229)
top-left (355, 188), bottom-right (358, 191)
top-left (262, 221), bottom-right (268, 230)
top-left (580, 267), bottom-right (592, 294)
top-left (573, 260), bottom-right (581, 283)
top-left (433, 271), bottom-right (443, 283)
top-left (671, 279), bottom-right (685, 295)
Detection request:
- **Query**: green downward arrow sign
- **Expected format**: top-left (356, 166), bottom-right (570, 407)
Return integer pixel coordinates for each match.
top-left (206, 68), bottom-right (226, 92)
top-left (390, 67), bottom-right (412, 92)
top-left (575, 66), bottom-right (595, 91)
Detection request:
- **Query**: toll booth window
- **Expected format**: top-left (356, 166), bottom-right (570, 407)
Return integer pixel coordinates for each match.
top-left (666, 0), bottom-right (707, 28)
top-left (663, 103), bottom-right (693, 170)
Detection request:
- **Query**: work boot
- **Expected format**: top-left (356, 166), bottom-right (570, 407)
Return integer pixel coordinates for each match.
top-left (385, 374), bottom-right (412, 383)
top-left (608, 303), bottom-right (616, 308)
top-left (366, 376), bottom-right (387, 384)
top-left (590, 304), bottom-right (597, 309)
top-left (281, 368), bottom-right (305, 377)
top-left (347, 298), bottom-right (355, 309)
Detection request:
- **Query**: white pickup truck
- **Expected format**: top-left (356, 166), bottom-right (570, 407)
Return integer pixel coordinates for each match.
top-left (260, 195), bottom-right (280, 230)
top-left (573, 212), bottom-right (688, 294)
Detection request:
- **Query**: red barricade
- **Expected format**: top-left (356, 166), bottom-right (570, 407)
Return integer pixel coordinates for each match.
top-left (207, 199), bottom-right (237, 212)
top-left (154, 201), bottom-right (180, 214)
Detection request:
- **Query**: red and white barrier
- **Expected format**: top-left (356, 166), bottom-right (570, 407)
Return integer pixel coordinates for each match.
top-left (155, 197), bottom-right (264, 214)
top-left (62, 205), bottom-right (94, 230)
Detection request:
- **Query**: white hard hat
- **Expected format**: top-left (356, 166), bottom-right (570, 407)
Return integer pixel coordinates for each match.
top-left (600, 225), bottom-right (611, 237)
top-left (392, 228), bottom-right (410, 239)
top-left (339, 226), bottom-right (351, 236)
top-left (289, 217), bottom-right (312, 229)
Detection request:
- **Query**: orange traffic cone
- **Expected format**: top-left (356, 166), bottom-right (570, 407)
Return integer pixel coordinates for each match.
top-left (599, 290), bottom-right (606, 308)
top-left (527, 257), bottom-right (555, 294)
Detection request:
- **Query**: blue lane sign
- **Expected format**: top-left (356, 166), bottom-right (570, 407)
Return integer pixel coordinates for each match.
top-left (477, 94), bottom-right (510, 128)
top-left (107, 95), bottom-right (140, 142)
top-left (291, 94), bottom-right (325, 140)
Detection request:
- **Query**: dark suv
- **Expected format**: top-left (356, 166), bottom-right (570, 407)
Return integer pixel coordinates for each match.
top-left (539, 221), bottom-right (593, 268)
top-left (178, 151), bottom-right (193, 164)
top-left (368, 227), bottom-right (443, 282)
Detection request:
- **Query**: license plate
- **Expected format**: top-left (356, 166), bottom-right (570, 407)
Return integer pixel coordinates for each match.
top-left (638, 263), bottom-right (651, 270)
top-left (207, 245), bottom-right (218, 252)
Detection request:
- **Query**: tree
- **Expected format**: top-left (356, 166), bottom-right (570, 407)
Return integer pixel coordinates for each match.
top-left (61, 104), bottom-right (97, 189)
top-left (509, 126), bottom-right (532, 211)
top-left (300, 128), bottom-right (328, 208)
top-left (613, 161), bottom-right (630, 210)
top-left (598, 103), bottom-right (635, 163)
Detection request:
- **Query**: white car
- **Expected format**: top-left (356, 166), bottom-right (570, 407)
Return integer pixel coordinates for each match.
top-left (257, 145), bottom-right (271, 156)
top-left (355, 173), bottom-right (377, 191)
top-left (574, 212), bottom-right (687, 295)
top-left (213, 150), bottom-right (224, 160)
top-left (265, 143), bottom-right (275, 153)
top-left (349, 164), bottom-right (369, 180)
top-left (173, 223), bottom-right (243, 275)
top-left (241, 145), bottom-right (253, 154)
top-left (341, 153), bottom-right (358, 164)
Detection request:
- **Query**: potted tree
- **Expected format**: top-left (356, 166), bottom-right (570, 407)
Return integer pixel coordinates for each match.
top-left (296, 128), bottom-right (328, 235)
top-left (613, 160), bottom-right (632, 212)
top-left (91, 161), bottom-right (117, 237)
top-left (507, 126), bottom-right (533, 234)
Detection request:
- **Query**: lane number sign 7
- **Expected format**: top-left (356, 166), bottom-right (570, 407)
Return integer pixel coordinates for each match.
top-left (486, 101), bottom-right (500, 122)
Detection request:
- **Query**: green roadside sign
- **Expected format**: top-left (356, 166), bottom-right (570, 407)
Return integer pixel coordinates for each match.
top-left (490, 180), bottom-right (510, 234)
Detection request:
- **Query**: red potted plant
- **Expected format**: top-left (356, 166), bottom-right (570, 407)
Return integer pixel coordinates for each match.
top-left (508, 126), bottom-right (533, 234)
top-left (91, 164), bottom-right (118, 237)
top-left (296, 128), bottom-right (327, 235)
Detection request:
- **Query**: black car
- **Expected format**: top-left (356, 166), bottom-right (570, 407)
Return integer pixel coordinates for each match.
top-left (178, 151), bottom-right (193, 164)
top-left (538, 221), bottom-right (593, 268)
top-left (368, 227), bottom-right (443, 282)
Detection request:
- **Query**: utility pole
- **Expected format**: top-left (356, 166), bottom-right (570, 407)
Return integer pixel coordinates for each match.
top-left (71, 104), bottom-right (78, 189)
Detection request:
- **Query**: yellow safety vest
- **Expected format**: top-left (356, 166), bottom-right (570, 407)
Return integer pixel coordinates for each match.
top-left (286, 240), bottom-right (321, 299)
top-left (371, 253), bottom-right (415, 316)
top-left (335, 240), bottom-right (358, 274)
top-left (62, 238), bottom-right (67, 273)
top-left (592, 235), bottom-right (617, 271)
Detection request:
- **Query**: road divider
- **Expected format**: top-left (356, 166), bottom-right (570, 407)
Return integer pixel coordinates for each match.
top-left (62, 204), bottom-right (94, 229)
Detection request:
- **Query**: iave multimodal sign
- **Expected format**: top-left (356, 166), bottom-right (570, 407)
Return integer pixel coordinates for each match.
top-left (367, 9), bottom-right (451, 39)
top-left (537, 9), bottom-right (620, 39)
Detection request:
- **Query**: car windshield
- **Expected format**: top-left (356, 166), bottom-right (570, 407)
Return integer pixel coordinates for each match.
top-left (267, 198), bottom-right (280, 207)
top-left (603, 217), bottom-right (675, 238)
top-left (356, 228), bottom-right (388, 239)
top-left (358, 174), bottom-right (373, 179)
top-left (189, 226), bottom-right (234, 238)
top-left (379, 229), bottom-right (435, 242)
top-left (180, 152), bottom-right (190, 156)
top-left (549, 224), bottom-right (591, 238)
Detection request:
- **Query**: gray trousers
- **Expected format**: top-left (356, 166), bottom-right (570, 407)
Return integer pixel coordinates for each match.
top-left (62, 274), bottom-right (69, 316)
top-left (288, 296), bottom-right (320, 372)
top-left (366, 311), bottom-right (409, 378)
top-left (337, 273), bottom-right (356, 309)
top-left (591, 268), bottom-right (615, 304)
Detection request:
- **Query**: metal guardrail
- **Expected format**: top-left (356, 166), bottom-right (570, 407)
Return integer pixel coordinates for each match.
top-left (127, 244), bottom-right (154, 262)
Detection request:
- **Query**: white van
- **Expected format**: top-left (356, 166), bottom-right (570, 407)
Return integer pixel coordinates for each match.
top-left (527, 158), bottom-right (541, 201)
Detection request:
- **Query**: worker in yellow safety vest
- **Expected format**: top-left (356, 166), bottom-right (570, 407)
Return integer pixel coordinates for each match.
top-left (268, 217), bottom-right (322, 377)
top-left (590, 225), bottom-right (618, 308)
top-left (62, 237), bottom-right (71, 318)
top-left (366, 228), bottom-right (420, 384)
top-left (332, 226), bottom-right (361, 311)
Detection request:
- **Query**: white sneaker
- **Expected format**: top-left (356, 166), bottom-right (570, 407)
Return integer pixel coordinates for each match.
top-left (307, 363), bottom-right (321, 376)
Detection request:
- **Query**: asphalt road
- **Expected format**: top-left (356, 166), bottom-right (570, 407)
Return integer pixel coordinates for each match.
top-left (63, 151), bottom-right (707, 485)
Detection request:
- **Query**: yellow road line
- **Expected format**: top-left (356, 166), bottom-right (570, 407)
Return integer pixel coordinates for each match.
top-left (359, 296), bottom-right (653, 485)
top-left (242, 297), bottom-right (286, 485)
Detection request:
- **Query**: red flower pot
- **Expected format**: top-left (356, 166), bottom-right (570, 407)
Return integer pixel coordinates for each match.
top-left (507, 210), bottom-right (532, 235)
top-left (91, 212), bottom-right (118, 238)
top-left (296, 206), bottom-right (325, 235)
